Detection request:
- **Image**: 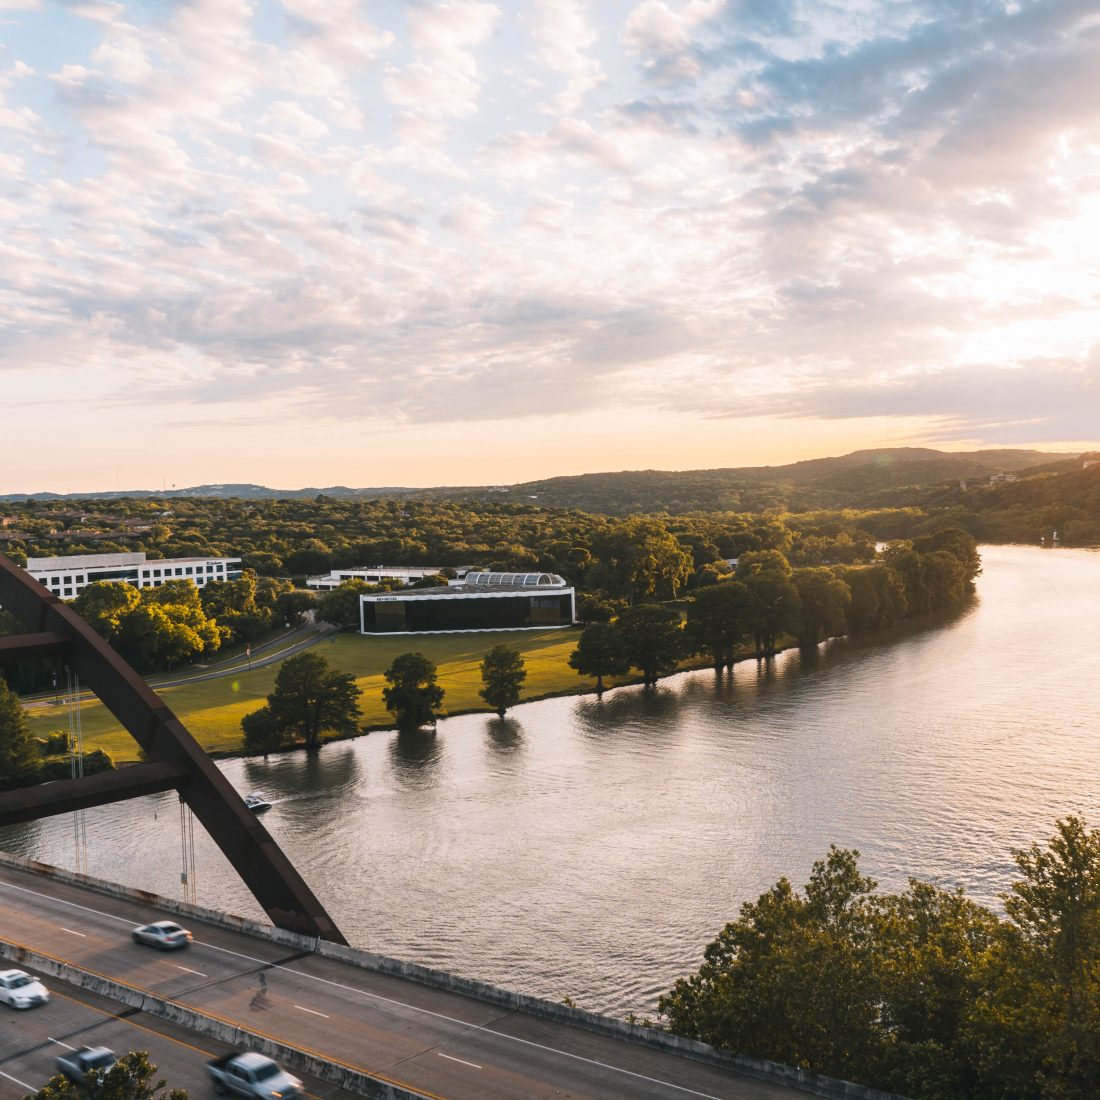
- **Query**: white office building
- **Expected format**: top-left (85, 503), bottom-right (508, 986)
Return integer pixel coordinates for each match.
top-left (306, 565), bottom-right (460, 591)
top-left (26, 552), bottom-right (243, 600)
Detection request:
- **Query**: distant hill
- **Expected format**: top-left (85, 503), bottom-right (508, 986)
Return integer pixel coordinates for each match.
top-left (0, 483), bottom-right (423, 503)
top-left (436, 448), bottom-right (1071, 514)
top-left (0, 448), bottom-right (1073, 514)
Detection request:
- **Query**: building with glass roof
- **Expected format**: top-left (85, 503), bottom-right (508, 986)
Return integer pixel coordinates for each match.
top-left (359, 571), bottom-right (575, 634)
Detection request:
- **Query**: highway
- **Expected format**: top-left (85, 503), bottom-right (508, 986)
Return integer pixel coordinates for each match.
top-left (0, 961), bottom-right (358, 1100)
top-left (0, 862), bottom-right (806, 1100)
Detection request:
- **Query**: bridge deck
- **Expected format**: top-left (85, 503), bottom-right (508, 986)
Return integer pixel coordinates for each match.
top-left (0, 859), bottom-right (824, 1100)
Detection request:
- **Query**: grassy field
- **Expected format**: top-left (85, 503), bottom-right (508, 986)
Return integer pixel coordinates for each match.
top-left (25, 627), bottom-right (633, 761)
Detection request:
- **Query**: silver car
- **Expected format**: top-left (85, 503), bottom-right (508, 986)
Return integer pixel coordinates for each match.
top-left (0, 969), bottom-right (50, 1009)
top-left (131, 920), bottom-right (193, 949)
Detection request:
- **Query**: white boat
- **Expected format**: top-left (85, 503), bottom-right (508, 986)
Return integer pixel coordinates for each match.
top-left (243, 792), bottom-right (272, 812)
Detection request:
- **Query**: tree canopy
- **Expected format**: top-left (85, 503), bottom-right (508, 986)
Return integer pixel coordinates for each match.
top-left (616, 604), bottom-right (686, 688)
top-left (479, 645), bottom-right (527, 717)
top-left (660, 816), bottom-right (1100, 1100)
top-left (568, 621), bottom-right (630, 692)
top-left (0, 674), bottom-right (38, 790)
top-left (242, 651), bottom-right (360, 752)
top-left (382, 652), bottom-right (445, 730)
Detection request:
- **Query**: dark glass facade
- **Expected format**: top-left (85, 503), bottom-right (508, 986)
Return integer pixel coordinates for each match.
top-left (361, 592), bottom-right (573, 633)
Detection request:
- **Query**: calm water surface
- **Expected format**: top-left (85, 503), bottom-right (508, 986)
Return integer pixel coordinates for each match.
top-left (4, 545), bottom-right (1099, 1018)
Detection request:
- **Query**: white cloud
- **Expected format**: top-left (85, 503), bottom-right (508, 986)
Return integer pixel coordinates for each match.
top-left (1, 0), bottom-right (1098, 492)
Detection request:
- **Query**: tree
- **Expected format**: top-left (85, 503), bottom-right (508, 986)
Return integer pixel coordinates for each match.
top-left (276, 588), bottom-right (315, 626)
top-left (76, 580), bottom-right (225, 672)
top-left (658, 846), bottom-right (881, 1081)
top-left (199, 573), bottom-right (275, 643)
top-left (832, 563), bottom-right (908, 632)
top-left (479, 645), bottom-right (526, 717)
top-left (591, 518), bottom-right (694, 604)
top-left (575, 591), bottom-right (618, 625)
top-left (241, 705), bottom-right (284, 755)
top-left (74, 581), bottom-right (140, 641)
top-left (315, 580), bottom-right (375, 632)
top-left (568, 622), bottom-right (630, 692)
top-left (382, 652), bottom-right (445, 729)
top-left (791, 567), bottom-right (851, 647)
top-left (615, 604), bottom-right (686, 688)
top-left (686, 581), bottom-right (752, 670)
top-left (0, 675), bottom-right (39, 790)
top-left (741, 569), bottom-right (800, 657)
top-left (913, 528), bottom-right (982, 587)
top-left (243, 651), bottom-right (360, 751)
top-left (967, 816), bottom-right (1100, 1098)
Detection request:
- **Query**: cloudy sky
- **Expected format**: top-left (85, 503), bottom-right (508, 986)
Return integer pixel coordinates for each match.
top-left (2, 0), bottom-right (1098, 492)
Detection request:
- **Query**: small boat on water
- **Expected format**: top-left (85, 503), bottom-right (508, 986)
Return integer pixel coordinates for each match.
top-left (244, 792), bottom-right (272, 812)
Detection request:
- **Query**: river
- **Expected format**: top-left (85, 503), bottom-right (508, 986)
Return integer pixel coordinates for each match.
top-left (3, 545), bottom-right (1099, 1019)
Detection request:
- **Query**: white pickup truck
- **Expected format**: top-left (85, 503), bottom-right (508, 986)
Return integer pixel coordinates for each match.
top-left (206, 1052), bottom-right (302, 1098)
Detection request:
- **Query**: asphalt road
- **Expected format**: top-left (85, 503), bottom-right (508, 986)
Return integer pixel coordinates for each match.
top-left (0, 863), bottom-right (807, 1100)
top-left (0, 961), bottom-right (360, 1100)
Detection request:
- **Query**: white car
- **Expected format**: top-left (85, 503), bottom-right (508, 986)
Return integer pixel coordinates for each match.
top-left (0, 968), bottom-right (50, 1009)
top-left (131, 920), bottom-right (193, 949)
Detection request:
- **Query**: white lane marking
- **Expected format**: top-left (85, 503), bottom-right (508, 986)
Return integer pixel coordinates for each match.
top-left (176, 965), bottom-right (207, 977)
top-left (437, 1053), bottom-right (482, 1070)
top-left (293, 1004), bottom-right (329, 1018)
top-left (59, 927), bottom-right (86, 937)
top-left (274, 965), bottom-right (730, 1100)
top-left (2, 879), bottom-right (726, 1100)
top-left (0, 1069), bottom-right (35, 1090)
top-left (48, 1038), bottom-right (77, 1050)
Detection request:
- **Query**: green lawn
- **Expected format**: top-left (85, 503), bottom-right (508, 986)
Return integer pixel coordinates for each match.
top-left (26, 628), bottom-right (629, 761)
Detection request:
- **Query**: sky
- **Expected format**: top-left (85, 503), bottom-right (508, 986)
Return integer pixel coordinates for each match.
top-left (1, 0), bottom-right (1098, 493)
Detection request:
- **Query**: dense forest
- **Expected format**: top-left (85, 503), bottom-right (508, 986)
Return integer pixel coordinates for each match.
top-left (3, 446), bottom-right (1095, 545)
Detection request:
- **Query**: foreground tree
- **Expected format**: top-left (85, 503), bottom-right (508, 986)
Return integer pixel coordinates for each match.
top-left (479, 645), bottom-right (527, 717)
top-left (616, 604), bottom-right (686, 688)
top-left (967, 816), bottom-right (1100, 1098)
top-left (660, 818), bottom-right (1100, 1100)
top-left (568, 622), bottom-right (630, 692)
top-left (31, 1050), bottom-right (187, 1100)
top-left (242, 652), bottom-right (360, 752)
top-left (383, 652), bottom-right (445, 729)
top-left (0, 675), bottom-right (38, 790)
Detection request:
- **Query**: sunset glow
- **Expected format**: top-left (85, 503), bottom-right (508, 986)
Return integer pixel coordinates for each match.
top-left (2, 0), bottom-right (1098, 493)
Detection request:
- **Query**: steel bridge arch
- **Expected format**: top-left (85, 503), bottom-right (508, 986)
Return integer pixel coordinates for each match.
top-left (0, 554), bottom-right (345, 943)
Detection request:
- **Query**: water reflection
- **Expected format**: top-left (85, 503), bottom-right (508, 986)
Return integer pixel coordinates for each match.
top-left (486, 717), bottom-right (524, 755)
top-left (389, 727), bottom-right (442, 785)
top-left (239, 744), bottom-right (362, 800)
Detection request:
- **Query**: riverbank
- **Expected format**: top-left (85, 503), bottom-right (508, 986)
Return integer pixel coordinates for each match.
top-left (27, 625), bottom-right (772, 762)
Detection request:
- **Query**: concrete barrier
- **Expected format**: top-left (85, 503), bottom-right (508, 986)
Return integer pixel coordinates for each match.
top-left (0, 852), bottom-right (910, 1100)
top-left (0, 938), bottom-right (433, 1100)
